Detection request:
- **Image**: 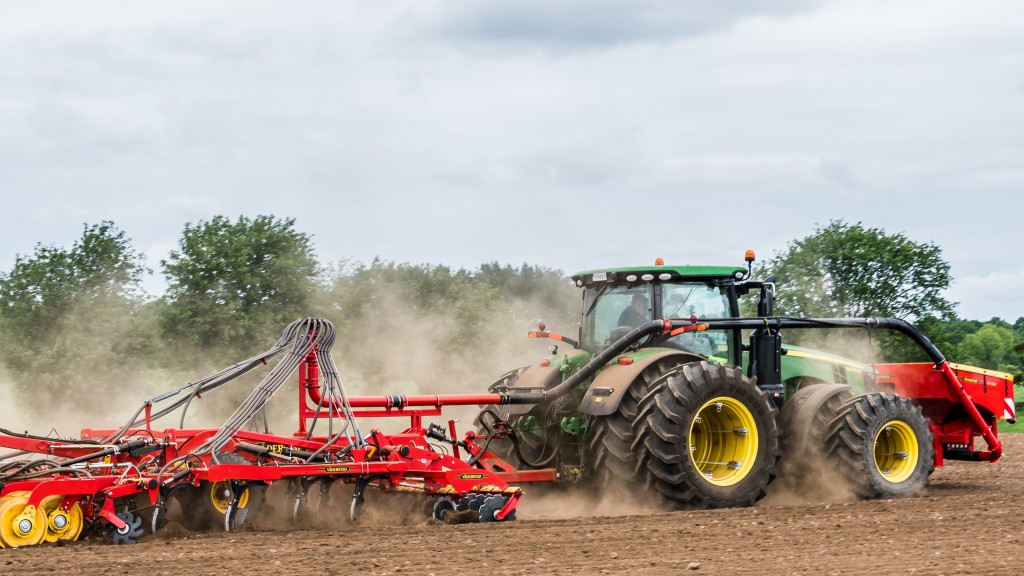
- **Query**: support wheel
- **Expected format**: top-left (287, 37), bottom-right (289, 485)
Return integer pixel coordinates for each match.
top-left (826, 393), bottom-right (935, 499)
top-left (634, 361), bottom-right (780, 508)
top-left (0, 492), bottom-right (47, 548)
top-left (40, 495), bottom-right (85, 543)
top-left (176, 453), bottom-right (256, 531)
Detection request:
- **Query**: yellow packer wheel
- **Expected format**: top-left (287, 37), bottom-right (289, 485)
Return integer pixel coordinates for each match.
top-left (209, 480), bottom-right (250, 514)
top-left (40, 495), bottom-right (84, 543)
top-left (0, 492), bottom-right (47, 548)
top-left (175, 453), bottom-right (256, 531)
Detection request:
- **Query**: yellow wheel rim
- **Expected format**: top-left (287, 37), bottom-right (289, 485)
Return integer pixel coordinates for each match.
top-left (0, 492), bottom-right (47, 548)
top-left (40, 495), bottom-right (84, 543)
top-left (209, 482), bottom-right (249, 514)
top-left (873, 420), bottom-right (919, 483)
top-left (689, 397), bottom-right (759, 486)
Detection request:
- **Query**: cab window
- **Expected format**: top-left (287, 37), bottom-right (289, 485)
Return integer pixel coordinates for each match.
top-left (662, 283), bottom-right (730, 360)
top-left (582, 285), bottom-right (652, 351)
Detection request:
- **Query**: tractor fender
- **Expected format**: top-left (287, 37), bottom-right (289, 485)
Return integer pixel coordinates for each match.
top-left (579, 350), bottom-right (703, 416)
top-left (498, 363), bottom-right (563, 415)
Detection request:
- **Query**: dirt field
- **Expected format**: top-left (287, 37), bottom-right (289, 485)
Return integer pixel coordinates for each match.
top-left (3, 435), bottom-right (1022, 576)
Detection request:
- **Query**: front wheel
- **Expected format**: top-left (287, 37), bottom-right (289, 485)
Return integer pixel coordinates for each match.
top-left (634, 362), bottom-right (780, 508)
top-left (474, 367), bottom-right (568, 469)
top-left (589, 357), bottom-right (685, 487)
top-left (826, 393), bottom-right (935, 499)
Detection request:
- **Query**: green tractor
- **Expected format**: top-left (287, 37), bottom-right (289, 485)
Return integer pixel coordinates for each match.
top-left (475, 253), bottom-right (943, 508)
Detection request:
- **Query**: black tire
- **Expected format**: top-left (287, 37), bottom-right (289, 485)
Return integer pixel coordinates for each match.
top-left (588, 357), bottom-right (686, 486)
top-left (634, 361), bottom-right (781, 508)
top-left (826, 393), bottom-right (935, 499)
top-left (776, 384), bottom-right (853, 494)
top-left (780, 384), bottom-right (853, 462)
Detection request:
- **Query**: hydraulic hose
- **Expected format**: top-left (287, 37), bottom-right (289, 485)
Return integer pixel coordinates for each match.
top-left (513, 319), bottom-right (670, 403)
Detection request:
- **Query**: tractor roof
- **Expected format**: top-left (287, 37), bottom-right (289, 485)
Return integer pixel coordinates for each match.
top-left (571, 265), bottom-right (746, 285)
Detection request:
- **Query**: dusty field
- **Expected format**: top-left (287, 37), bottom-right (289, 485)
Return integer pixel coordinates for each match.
top-left (3, 434), bottom-right (1023, 576)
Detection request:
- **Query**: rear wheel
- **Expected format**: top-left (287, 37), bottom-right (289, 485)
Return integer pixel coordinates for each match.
top-left (826, 393), bottom-right (935, 498)
top-left (779, 384), bottom-right (853, 470)
top-left (634, 362), bottom-right (780, 508)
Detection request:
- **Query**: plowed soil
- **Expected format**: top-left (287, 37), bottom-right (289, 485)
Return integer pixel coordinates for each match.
top-left (3, 435), bottom-right (1022, 576)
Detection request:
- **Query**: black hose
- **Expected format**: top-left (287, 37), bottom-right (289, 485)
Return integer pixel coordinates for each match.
top-left (58, 439), bottom-right (152, 468)
top-left (1, 458), bottom-right (61, 480)
top-left (502, 316), bottom-right (946, 407)
top-left (686, 317), bottom-right (946, 365)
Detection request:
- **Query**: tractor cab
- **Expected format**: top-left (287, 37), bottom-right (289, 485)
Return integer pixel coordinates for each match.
top-left (572, 262), bottom-right (748, 365)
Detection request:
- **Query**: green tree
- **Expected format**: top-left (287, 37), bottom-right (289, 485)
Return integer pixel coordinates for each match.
top-left (160, 215), bottom-right (318, 360)
top-left (1012, 317), bottom-right (1024, 338)
top-left (0, 222), bottom-right (149, 406)
top-left (957, 323), bottom-right (1022, 376)
top-left (765, 220), bottom-right (955, 320)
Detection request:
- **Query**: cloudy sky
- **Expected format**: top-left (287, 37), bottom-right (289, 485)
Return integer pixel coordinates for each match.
top-left (1, 0), bottom-right (1021, 320)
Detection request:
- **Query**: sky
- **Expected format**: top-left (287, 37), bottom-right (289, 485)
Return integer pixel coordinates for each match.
top-left (0, 0), bottom-right (1022, 321)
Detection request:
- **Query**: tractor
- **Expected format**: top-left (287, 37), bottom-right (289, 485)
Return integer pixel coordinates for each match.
top-left (473, 253), bottom-right (1013, 508)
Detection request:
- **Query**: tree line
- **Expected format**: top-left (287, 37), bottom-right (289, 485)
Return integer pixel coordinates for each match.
top-left (0, 216), bottom-right (1020, 413)
top-left (0, 216), bottom-right (575, 412)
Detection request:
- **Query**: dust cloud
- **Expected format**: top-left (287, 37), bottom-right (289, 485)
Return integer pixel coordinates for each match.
top-left (781, 328), bottom-right (880, 366)
top-left (767, 445), bottom-right (858, 506)
top-left (517, 484), bottom-right (664, 519)
top-left (300, 284), bottom-right (575, 432)
top-left (0, 365), bottom-right (31, 433)
top-left (0, 277), bottom-right (569, 440)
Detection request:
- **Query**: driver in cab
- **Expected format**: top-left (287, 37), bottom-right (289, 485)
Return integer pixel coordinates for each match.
top-left (617, 293), bottom-right (649, 327)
